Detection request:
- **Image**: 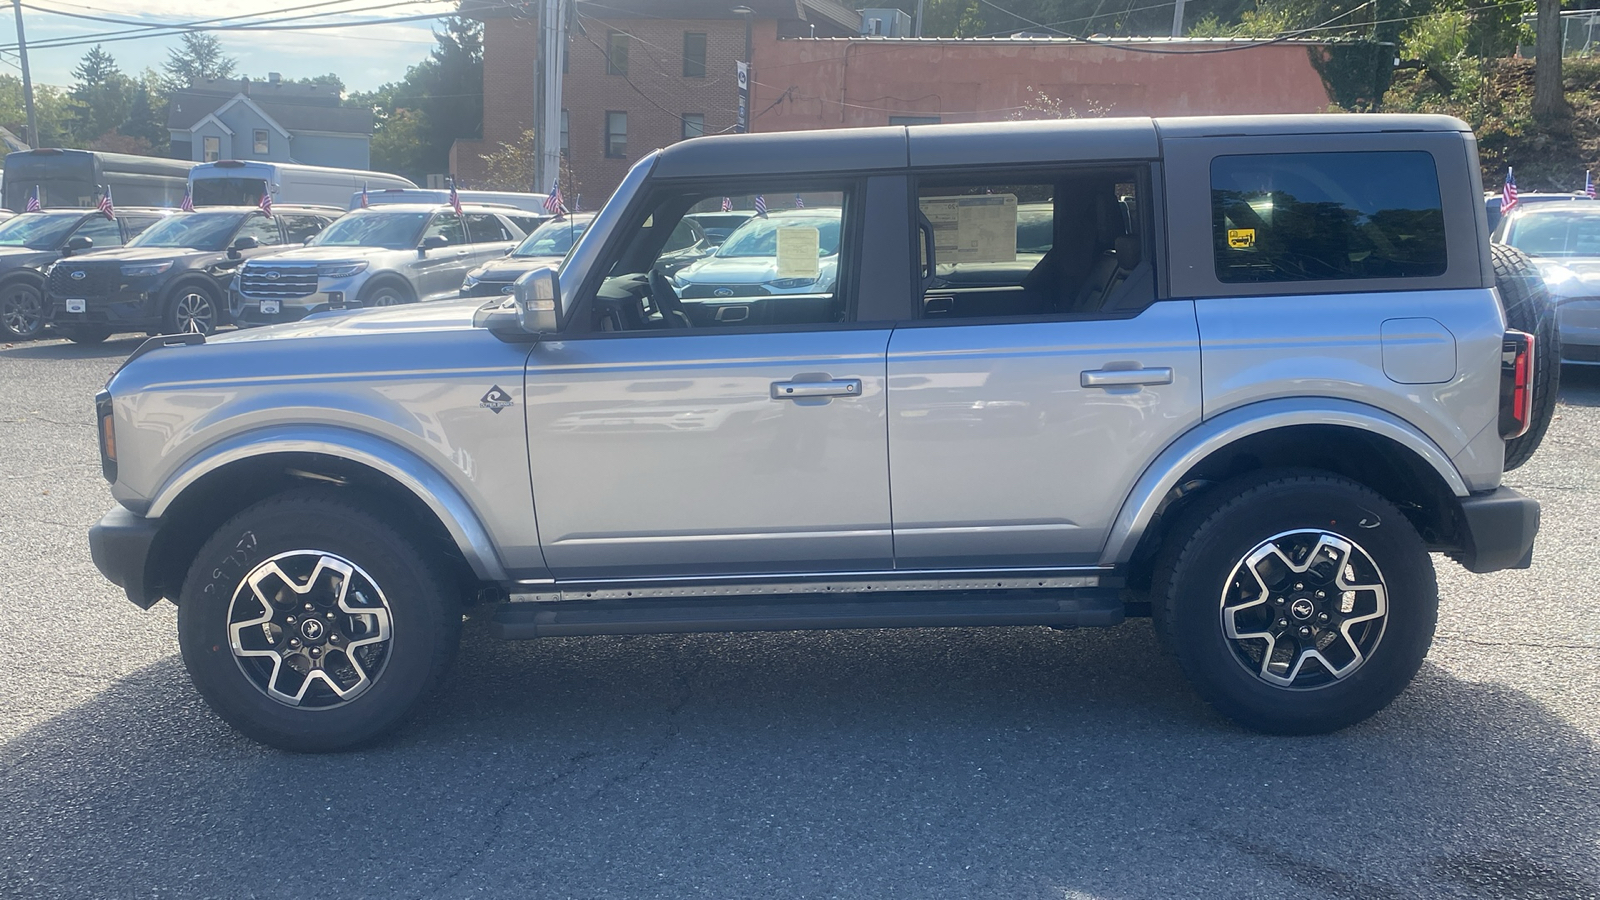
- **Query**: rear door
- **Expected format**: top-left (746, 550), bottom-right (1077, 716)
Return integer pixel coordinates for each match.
top-left (887, 164), bottom-right (1203, 568)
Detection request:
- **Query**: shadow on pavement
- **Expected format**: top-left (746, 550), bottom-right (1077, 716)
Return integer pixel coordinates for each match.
top-left (1, 622), bottom-right (1595, 900)
top-left (1558, 364), bottom-right (1600, 408)
top-left (0, 335), bottom-right (144, 361)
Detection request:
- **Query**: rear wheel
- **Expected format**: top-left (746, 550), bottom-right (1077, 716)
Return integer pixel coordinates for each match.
top-left (1492, 243), bottom-right (1559, 470)
top-left (177, 489), bottom-right (463, 751)
top-left (1151, 471), bottom-right (1437, 734)
top-left (0, 280), bottom-right (45, 340)
top-left (164, 283), bottom-right (221, 335)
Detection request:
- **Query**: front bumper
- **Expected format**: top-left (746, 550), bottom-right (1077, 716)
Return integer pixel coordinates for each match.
top-left (47, 287), bottom-right (161, 330)
top-left (88, 505), bottom-right (164, 609)
top-left (1558, 298), bottom-right (1600, 363)
top-left (1452, 486), bottom-right (1540, 574)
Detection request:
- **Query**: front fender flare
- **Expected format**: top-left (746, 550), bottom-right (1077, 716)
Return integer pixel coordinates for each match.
top-left (145, 424), bottom-right (510, 582)
top-left (1099, 398), bottom-right (1471, 566)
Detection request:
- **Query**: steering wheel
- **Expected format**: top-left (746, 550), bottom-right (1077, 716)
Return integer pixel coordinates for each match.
top-left (648, 269), bottom-right (691, 329)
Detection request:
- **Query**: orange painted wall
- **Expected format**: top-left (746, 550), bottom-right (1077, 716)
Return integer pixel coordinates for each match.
top-left (748, 38), bottom-right (1337, 132)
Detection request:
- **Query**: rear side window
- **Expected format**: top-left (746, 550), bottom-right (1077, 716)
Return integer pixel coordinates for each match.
top-left (1212, 151), bottom-right (1447, 283)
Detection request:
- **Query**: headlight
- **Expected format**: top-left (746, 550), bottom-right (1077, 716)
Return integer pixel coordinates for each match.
top-left (462, 272), bottom-right (481, 288)
top-left (121, 261), bottom-right (173, 276)
top-left (317, 262), bottom-right (369, 279)
top-left (768, 277), bottom-right (817, 289)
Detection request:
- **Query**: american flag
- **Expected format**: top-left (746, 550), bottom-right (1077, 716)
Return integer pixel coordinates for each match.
top-left (794, 194), bottom-right (804, 208)
top-left (179, 183), bottom-right (194, 212)
top-left (1502, 167), bottom-right (1518, 213)
top-left (721, 196), bottom-right (732, 212)
top-left (542, 177), bottom-right (565, 217)
top-left (1586, 170), bottom-right (1595, 200)
top-left (359, 183), bottom-right (369, 208)
top-left (97, 186), bottom-right (114, 220)
top-left (754, 195), bottom-right (767, 218)
top-left (449, 179), bottom-right (463, 216)
top-left (25, 186), bottom-right (39, 212)
top-left (259, 189), bottom-right (273, 217)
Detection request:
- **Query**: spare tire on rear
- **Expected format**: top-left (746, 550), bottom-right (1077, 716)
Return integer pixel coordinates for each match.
top-left (1491, 243), bottom-right (1560, 470)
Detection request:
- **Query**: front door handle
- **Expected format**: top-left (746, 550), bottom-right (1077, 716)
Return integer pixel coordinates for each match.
top-left (771, 378), bottom-right (862, 400)
top-left (1080, 367), bottom-right (1173, 388)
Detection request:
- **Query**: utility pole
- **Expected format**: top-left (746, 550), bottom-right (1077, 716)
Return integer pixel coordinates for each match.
top-left (535, 0), bottom-right (567, 198)
top-left (11, 0), bottom-right (36, 147)
top-left (1170, 0), bottom-right (1187, 37)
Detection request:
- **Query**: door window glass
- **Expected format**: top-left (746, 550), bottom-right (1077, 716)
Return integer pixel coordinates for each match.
top-left (71, 215), bottom-right (125, 249)
top-left (237, 213), bottom-right (283, 246)
top-left (582, 186), bottom-right (850, 332)
top-left (279, 214), bottom-right (328, 243)
top-left (913, 168), bottom-right (1149, 319)
top-left (422, 213), bottom-right (466, 246)
top-left (1211, 151), bottom-right (1447, 283)
top-left (463, 213), bottom-right (514, 243)
top-left (120, 215), bottom-right (164, 239)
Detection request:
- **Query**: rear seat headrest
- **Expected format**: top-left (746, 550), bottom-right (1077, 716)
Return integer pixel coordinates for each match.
top-left (1114, 234), bottom-right (1141, 270)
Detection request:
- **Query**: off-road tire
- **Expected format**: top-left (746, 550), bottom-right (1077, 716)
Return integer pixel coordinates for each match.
top-left (177, 489), bottom-right (463, 752)
top-left (1150, 471), bottom-right (1438, 734)
top-left (1492, 243), bottom-right (1560, 470)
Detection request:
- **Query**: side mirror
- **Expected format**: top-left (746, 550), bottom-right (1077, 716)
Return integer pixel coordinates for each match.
top-left (302, 235), bottom-right (315, 245)
top-left (514, 265), bottom-right (561, 333)
top-left (418, 234), bottom-right (449, 255)
top-left (227, 235), bottom-right (259, 259)
top-left (62, 235), bottom-right (93, 256)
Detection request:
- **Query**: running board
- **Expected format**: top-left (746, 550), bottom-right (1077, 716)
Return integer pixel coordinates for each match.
top-left (489, 589), bottom-right (1124, 639)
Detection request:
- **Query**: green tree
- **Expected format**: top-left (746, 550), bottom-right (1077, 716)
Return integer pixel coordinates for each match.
top-left (0, 75), bottom-right (71, 147)
top-left (68, 45), bottom-right (136, 144)
top-left (121, 74), bottom-right (170, 152)
top-left (162, 33), bottom-right (238, 90)
top-left (351, 17), bottom-right (483, 182)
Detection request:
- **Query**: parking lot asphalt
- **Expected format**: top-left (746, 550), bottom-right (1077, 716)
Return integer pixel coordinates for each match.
top-left (1, 332), bottom-right (1597, 900)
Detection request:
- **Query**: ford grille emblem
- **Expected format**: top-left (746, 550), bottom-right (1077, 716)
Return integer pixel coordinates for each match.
top-left (499, 284), bottom-right (514, 294)
top-left (266, 271), bottom-right (280, 281)
top-left (70, 270), bottom-right (86, 280)
top-left (713, 287), bottom-right (733, 297)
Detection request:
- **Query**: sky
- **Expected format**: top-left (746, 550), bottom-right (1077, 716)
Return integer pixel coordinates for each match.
top-left (0, 0), bottom-right (462, 93)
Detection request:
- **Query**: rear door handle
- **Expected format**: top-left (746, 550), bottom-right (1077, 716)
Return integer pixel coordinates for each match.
top-left (1080, 367), bottom-right (1173, 388)
top-left (771, 378), bottom-right (862, 399)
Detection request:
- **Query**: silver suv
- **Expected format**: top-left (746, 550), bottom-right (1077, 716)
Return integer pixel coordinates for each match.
top-left (88, 115), bottom-right (1548, 751)
top-left (229, 204), bottom-right (528, 324)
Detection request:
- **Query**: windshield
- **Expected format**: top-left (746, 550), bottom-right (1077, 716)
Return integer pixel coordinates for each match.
top-left (0, 212), bottom-right (81, 249)
top-left (127, 212), bottom-right (243, 250)
top-left (514, 218), bottom-right (589, 257)
top-left (312, 211), bottom-right (430, 249)
top-left (193, 177), bottom-right (269, 207)
top-left (1503, 212), bottom-right (1600, 258)
top-left (715, 212), bottom-right (842, 258)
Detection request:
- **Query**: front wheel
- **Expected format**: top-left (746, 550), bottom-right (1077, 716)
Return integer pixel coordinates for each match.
top-left (1151, 472), bottom-right (1437, 734)
top-left (0, 280), bottom-right (46, 340)
top-left (177, 489), bottom-right (463, 751)
top-left (359, 279), bottom-right (413, 308)
top-left (164, 283), bottom-right (222, 335)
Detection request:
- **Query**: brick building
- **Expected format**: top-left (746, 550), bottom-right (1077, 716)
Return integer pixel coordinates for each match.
top-left (457, 1), bottom-right (1341, 203)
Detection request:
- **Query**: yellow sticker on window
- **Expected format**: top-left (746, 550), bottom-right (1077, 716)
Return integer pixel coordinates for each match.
top-left (1228, 228), bottom-right (1256, 250)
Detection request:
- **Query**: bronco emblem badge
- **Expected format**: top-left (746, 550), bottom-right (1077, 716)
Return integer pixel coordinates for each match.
top-left (480, 386), bottom-right (513, 413)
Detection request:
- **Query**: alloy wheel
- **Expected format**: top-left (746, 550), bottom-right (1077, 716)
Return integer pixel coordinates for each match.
top-left (0, 284), bottom-right (44, 338)
top-left (173, 291), bottom-right (216, 334)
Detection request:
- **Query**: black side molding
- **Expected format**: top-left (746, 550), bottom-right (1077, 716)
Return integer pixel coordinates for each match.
top-left (1452, 486), bottom-right (1540, 574)
top-left (88, 505), bottom-right (164, 609)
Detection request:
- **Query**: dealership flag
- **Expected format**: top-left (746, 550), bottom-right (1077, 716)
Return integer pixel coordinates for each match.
top-left (259, 189), bottom-right (273, 217)
top-left (754, 195), bottom-right (767, 218)
top-left (795, 194), bottom-right (804, 208)
top-left (721, 196), bottom-right (732, 212)
top-left (1502, 167), bottom-right (1519, 213)
top-left (97, 186), bottom-right (114, 220)
top-left (180, 183), bottom-right (194, 212)
top-left (25, 185), bottom-right (39, 212)
top-left (1587, 170), bottom-right (1596, 200)
top-left (360, 183), bottom-right (369, 208)
top-left (448, 180), bottom-right (462, 216)
top-left (543, 177), bottom-right (565, 218)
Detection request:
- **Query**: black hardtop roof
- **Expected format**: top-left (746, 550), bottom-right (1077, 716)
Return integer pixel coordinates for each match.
top-left (650, 114), bottom-right (1473, 179)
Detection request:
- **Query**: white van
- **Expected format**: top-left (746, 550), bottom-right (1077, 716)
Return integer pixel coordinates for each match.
top-left (351, 187), bottom-right (551, 214)
top-left (190, 160), bottom-right (414, 209)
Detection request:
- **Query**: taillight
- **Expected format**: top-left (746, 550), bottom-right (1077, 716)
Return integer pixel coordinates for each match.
top-left (95, 389), bottom-right (117, 483)
top-left (1499, 330), bottom-right (1535, 440)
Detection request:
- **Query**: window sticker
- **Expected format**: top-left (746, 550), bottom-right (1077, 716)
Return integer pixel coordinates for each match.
top-left (775, 226), bottom-right (822, 279)
top-left (920, 194), bottom-right (1019, 264)
top-left (1228, 228), bottom-right (1256, 250)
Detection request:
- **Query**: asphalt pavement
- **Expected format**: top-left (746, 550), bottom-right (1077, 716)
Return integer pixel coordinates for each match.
top-left (1, 332), bottom-right (1597, 900)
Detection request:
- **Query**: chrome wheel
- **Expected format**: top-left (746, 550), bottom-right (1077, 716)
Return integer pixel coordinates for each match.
top-left (0, 283), bottom-right (44, 339)
top-left (367, 288), bottom-right (405, 307)
top-left (1218, 529), bottom-right (1388, 689)
top-left (173, 290), bottom-right (216, 334)
top-left (227, 550), bottom-right (394, 708)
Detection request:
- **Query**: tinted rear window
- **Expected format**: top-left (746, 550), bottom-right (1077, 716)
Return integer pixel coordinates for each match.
top-left (1212, 151), bottom-right (1447, 283)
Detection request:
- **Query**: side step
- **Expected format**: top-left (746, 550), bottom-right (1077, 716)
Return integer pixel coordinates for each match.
top-left (489, 589), bottom-right (1124, 639)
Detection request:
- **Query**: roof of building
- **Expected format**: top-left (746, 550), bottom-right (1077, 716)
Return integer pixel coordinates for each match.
top-left (466, 0), bottom-right (859, 35)
top-left (167, 82), bottom-right (372, 136)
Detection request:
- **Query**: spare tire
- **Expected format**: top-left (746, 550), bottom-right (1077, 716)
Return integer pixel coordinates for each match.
top-left (1491, 243), bottom-right (1560, 470)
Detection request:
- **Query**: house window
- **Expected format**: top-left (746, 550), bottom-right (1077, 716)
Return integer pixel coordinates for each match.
top-left (683, 32), bottom-right (707, 77)
top-left (607, 31), bottom-right (628, 76)
top-left (606, 111), bottom-right (627, 158)
top-left (253, 129), bottom-right (269, 154)
top-left (203, 136), bottom-right (220, 162)
top-left (682, 113), bottom-right (705, 139)
top-left (560, 109), bottom-right (569, 156)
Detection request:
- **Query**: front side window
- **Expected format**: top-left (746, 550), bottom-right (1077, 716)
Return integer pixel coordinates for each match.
top-left (422, 213), bottom-right (466, 246)
top-left (683, 32), bottom-right (707, 77)
top-left (607, 31), bottom-right (629, 76)
top-left (280, 214), bottom-right (328, 243)
top-left (606, 111), bottom-right (627, 158)
top-left (203, 136), bottom-right (220, 163)
top-left (236, 213), bottom-right (283, 247)
top-left (1212, 151), bottom-right (1447, 283)
top-left (913, 168), bottom-right (1149, 319)
top-left (71, 215), bottom-right (125, 249)
top-left (254, 129), bottom-right (269, 154)
top-left (682, 113), bottom-right (705, 139)
top-left (578, 185), bottom-right (850, 333)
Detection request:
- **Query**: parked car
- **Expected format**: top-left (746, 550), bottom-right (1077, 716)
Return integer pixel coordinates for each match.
top-left (460, 213), bottom-right (596, 297)
top-left (0, 207), bottom-right (173, 340)
top-left (671, 208), bottom-right (842, 312)
top-left (89, 114), bottom-right (1547, 751)
top-left (685, 210), bottom-right (756, 245)
top-left (352, 188), bottom-right (551, 220)
top-left (44, 206), bottom-right (338, 342)
top-left (1494, 203), bottom-right (1600, 364)
top-left (1484, 190), bottom-right (1596, 232)
top-left (232, 204), bottom-right (530, 324)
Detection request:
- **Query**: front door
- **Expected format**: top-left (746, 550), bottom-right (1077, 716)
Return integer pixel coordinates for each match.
top-left (416, 213), bottom-right (471, 300)
top-left (524, 178), bottom-right (894, 579)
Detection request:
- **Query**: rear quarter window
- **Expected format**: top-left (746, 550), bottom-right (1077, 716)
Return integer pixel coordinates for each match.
top-left (1212, 151), bottom-right (1447, 283)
